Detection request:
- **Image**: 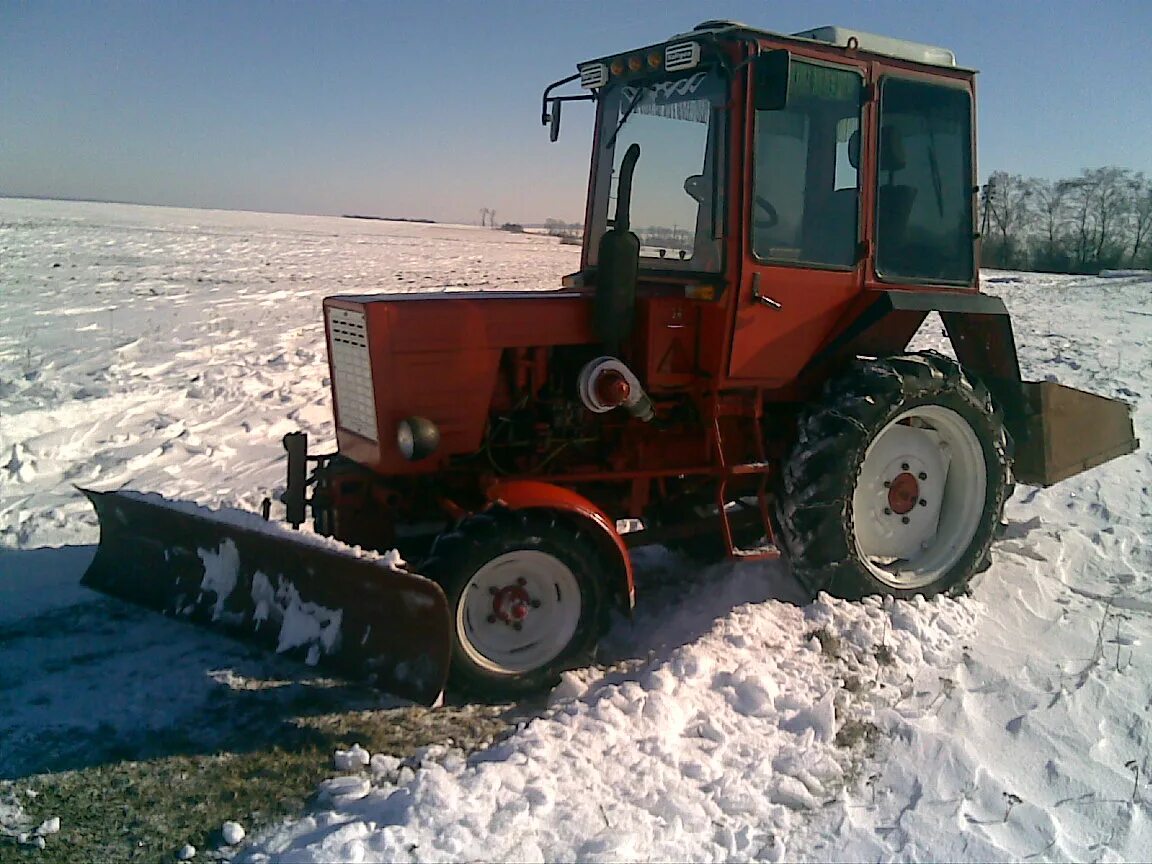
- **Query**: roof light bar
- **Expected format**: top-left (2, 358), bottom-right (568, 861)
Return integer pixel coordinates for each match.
top-left (579, 62), bottom-right (609, 88)
top-left (665, 41), bottom-right (701, 72)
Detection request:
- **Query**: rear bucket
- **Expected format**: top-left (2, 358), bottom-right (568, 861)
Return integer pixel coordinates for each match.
top-left (1013, 382), bottom-right (1139, 486)
top-left (81, 488), bottom-right (450, 705)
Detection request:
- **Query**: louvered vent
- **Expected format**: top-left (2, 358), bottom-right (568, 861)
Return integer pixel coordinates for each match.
top-left (327, 307), bottom-right (378, 442)
top-left (579, 63), bottom-right (608, 88)
top-left (664, 42), bottom-right (701, 72)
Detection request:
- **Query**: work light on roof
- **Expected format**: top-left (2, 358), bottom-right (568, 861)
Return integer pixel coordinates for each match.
top-left (664, 41), bottom-right (701, 72)
top-left (579, 62), bottom-right (609, 88)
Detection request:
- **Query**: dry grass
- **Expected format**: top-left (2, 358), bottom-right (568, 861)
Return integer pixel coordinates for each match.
top-left (2, 703), bottom-right (513, 862)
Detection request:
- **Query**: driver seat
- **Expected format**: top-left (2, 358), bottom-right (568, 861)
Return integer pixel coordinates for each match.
top-left (876, 125), bottom-right (917, 249)
top-left (802, 129), bottom-right (860, 266)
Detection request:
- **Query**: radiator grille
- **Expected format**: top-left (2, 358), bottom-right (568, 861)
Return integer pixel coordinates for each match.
top-left (327, 307), bottom-right (378, 442)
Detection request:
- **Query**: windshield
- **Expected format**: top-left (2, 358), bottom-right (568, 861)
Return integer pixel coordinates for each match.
top-left (589, 69), bottom-right (726, 271)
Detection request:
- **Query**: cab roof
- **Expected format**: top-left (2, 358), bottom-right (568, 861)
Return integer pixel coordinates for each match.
top-left (581, 20), bottom-right (975, 77)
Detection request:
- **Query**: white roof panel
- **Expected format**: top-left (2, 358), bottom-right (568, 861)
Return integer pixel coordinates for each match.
top-left (791, 26), bottom-right (957, 67)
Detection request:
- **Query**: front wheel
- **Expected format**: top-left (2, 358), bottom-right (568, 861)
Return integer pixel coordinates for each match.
top-left (775, 352), bottom-right (1010, 599)
top-left (421, 507), bottom-right (606, 699)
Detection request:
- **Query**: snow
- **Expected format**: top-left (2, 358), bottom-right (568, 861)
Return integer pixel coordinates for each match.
top-left (334, 745), bottom-right (371, 772)
top-left (2, 200), bottom-right (1150, 862)
top-left (222, 821), bottom-right (246, 845)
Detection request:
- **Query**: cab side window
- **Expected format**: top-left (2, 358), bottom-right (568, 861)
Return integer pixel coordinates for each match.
top-left (875, 78), bottom-right (974, 283)
top-left (752, 61), bottom-right (863, 268)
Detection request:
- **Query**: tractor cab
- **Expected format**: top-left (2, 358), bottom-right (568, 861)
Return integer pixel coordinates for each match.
top-left (545, 21), bottom-right (981, 388)
top-left (549, 21), bottom-right (976, 284)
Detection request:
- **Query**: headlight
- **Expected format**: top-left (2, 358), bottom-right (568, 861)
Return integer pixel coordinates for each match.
top-left (396, 416), bottom-right (440, 461)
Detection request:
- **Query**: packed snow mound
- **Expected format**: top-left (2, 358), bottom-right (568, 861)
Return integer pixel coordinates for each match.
top-left (244, 592), bottom-right (975, 862)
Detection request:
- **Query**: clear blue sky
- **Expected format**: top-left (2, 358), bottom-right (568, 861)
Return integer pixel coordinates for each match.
top-left (3, 0), bottom-right (1149, 223)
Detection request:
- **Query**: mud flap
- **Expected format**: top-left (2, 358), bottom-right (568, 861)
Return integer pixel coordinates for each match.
top-left (1013, 382), bottom-right (1139, 486)
top-left (81, 489), bottom-right (450, 705)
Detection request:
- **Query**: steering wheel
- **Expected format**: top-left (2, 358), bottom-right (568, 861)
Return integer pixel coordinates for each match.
top-left (754, 194), bottom-right (779, 229)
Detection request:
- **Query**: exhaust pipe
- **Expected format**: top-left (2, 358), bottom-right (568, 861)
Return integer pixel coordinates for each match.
top-left (577, 356), bottom-right (654, 422)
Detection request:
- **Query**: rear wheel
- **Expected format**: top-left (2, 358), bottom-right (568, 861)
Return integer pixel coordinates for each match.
top-left (421, 507), bottom-right (606, 699)
top-left (775, 352), bottom-right (1010, 599)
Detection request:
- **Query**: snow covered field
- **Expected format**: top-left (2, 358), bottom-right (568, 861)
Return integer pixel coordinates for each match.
top-left (1, 198), bottom-right (1149, 861)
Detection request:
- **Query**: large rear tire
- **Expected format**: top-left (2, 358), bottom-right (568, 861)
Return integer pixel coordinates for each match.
top-left (775, 352), bottom-right (1010, 599)
top-left (421, 507), bottom-right (606, 699)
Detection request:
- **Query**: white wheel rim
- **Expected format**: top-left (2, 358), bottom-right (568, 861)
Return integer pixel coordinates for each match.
top-left (851, 404), bottom-right (986, 589)
top-left (456, 550), bottom-right (582, 675)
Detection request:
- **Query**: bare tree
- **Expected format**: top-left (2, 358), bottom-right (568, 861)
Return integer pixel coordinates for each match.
top-left (1127, 173), bottom-right (1152, 267)
top-left (1031, 179), bottom-right (1071, 272)
top-left (981, 172), bottom-right (1034, 269)
top-left (1061, 167), bottom-right (1132, 272)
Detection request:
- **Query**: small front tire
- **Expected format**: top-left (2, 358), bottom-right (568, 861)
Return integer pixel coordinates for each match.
top-left (421, 507), bottom-right (606, 699)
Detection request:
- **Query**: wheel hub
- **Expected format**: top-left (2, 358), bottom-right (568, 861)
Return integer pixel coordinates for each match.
top-left (887, 471), bottom-right (920, 515)
top-left (458, 548), bottom-right (583, 675)
top-left (852, 404), bottom-right (987, 590)
top-left (491, 584), bottom-right (533, 626)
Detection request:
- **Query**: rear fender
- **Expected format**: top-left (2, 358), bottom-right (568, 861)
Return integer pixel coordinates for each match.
top-left (486, 480), bottom-right (635, 613)
top-left (805, 291), bottom-right (1139, 484)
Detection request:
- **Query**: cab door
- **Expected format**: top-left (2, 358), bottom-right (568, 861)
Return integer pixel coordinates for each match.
top-left (728, 55), bottom-right (871, 385)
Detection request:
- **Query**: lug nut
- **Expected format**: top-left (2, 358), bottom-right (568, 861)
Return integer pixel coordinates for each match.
top-left (901, 463), bottom-right (910, 471)
top-left (919, 499), bottom-right (927, 507)
top-left (884, 507), bottom-right (892, 515)
top-left (901, 516), bottom-right (910, 524)
top-left (883, 480), bottom-right (891, 488)
top-left (530, 599), bottom-right (542, 608)
top-left (918, 472), bottom-right (927, 480)
top-left (487, 614), bottom-right (497, 623)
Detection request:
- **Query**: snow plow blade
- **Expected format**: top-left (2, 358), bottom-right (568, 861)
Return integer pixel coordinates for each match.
top-left (1013, 382), bottom-right (1139, 486)
top-left (80, 489), bottom-right (451, 706)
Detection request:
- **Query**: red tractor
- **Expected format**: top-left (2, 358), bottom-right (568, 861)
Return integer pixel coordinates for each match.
top-left (84, 21), bottom-right (1137, 703)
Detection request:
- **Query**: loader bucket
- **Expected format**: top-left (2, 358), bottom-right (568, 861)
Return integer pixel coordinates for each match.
top-left (80, 489), bottom-right (451, 705)
top-left (1012, 382), bottom-right (1139, 486)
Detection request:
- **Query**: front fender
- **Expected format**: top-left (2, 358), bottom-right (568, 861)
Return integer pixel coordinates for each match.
top-left (486, 480), bottom-right (635, 613)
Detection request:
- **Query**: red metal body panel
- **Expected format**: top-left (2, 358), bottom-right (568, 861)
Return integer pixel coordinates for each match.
top-left (486, 479), bottom-right (635, 610)
top-left (326, 294), bottom-right (595, 474)
top-left (638, 296), bottom-right (700, 387)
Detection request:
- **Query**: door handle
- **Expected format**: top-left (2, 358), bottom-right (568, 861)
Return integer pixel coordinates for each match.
top-left (751, 273), bottom-right (782, 309)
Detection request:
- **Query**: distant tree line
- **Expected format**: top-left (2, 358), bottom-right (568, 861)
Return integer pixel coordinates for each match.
top-left (980, 167), bottom-right (1152, 273)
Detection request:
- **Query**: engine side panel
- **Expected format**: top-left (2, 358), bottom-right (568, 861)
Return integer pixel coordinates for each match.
top-left (326, 293), bottom-right (596, 474)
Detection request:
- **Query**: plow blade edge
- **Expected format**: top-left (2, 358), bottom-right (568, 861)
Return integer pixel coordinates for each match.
top-left (81, 489), bottom-right (450, 705)
top-left (1012, 382), bottom-right (1139, 486)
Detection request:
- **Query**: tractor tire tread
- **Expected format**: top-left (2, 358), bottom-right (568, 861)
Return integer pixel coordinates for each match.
top-left (775, 351), bottom-right (1010, 600)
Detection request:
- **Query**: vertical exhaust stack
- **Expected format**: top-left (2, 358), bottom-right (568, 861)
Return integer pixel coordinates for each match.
top-left (595, 143), bottom-right (641, 349)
